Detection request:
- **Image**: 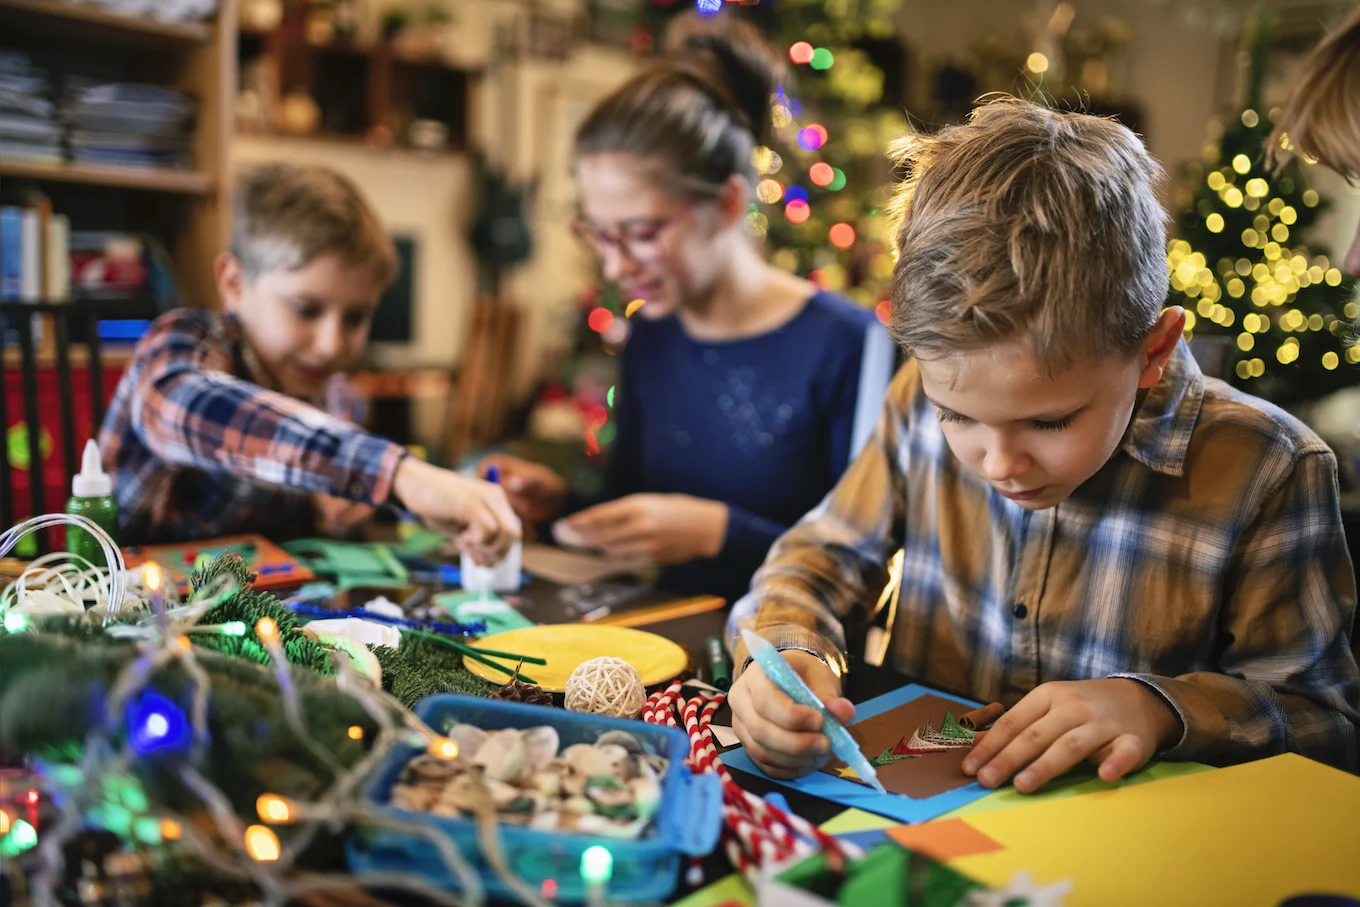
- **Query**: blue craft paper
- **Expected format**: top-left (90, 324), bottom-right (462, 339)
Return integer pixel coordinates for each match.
top-left (720, 683), bottom-right (991, 824)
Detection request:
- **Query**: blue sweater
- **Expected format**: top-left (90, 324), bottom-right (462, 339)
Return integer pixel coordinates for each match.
top-left (590, 291), bottom-right (877, 602)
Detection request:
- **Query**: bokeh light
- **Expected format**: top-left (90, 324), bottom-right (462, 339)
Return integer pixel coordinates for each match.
top-left (587, 308), bottom-right (614, 333)
top-left (829, 223), bottom-right (856, 248)
top-left (810, 48), bottom-right (835, 70)
top-left (809, 162), bottom-right (834, 186)
top-left (785, 200), bottom-right (810, 224)
top-left (788, 42), bottom-right (814, 65)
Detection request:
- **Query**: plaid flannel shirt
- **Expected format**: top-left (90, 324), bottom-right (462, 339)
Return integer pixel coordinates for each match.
top-left (99, 308), bottom-right (406, 545)
top-left (730, 342), bottom-right (1360, 770)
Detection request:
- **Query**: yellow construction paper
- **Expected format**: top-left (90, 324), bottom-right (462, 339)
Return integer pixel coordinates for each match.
top-left (462, 624), bottom-right (689, 692)
top-left (820, 808), bottom-right (899, 835)
top-left (950, 754), bottom-right (1360, 905)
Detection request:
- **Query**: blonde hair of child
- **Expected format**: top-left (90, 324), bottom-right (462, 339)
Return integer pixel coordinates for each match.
top-left (887, 97), bottom-right (1169, 374)
top-left (230, 162), bottom-right (398, 286)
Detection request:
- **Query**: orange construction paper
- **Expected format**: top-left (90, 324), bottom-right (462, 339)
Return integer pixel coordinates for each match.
top-left (885, 818), bottom-right (1004, 862)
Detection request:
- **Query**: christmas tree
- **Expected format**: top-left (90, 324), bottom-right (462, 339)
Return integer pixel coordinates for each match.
top-left (637, 0), bottom-right (905, 316)
top-left (1167, 10), bottom-right (1358, 406)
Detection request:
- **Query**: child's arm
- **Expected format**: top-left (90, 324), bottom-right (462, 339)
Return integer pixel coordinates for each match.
top-left (1110, 449), bottom-right (1360, 770)
top-left (722, 366), bottom-right (913, 778)
top-left (127, 312), bottom-right (518, 555)
top-left (726, 363), bottom-right (915, 667)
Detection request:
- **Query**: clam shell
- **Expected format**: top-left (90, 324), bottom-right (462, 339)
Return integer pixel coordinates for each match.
top-left (562, 795), bottom-right (596, 815)
top-left (485, 779), bottom-right (521, 809)
top-left (596, 730), bottom-right (643, 754)
top-left (474, 730), bottom-right (525, 782)
top-left (530, 811), bottom-right (561, 832)
top-left (530, 770), bottom-right (562, 798)
top-left (406, 755), bottom-right (461, 782)
top-left (595, 744), bottom-right (630, 778)
top-left (523, 726), bottom-right (560, 774)
top-left (446, 724), bottom-right (488, 758)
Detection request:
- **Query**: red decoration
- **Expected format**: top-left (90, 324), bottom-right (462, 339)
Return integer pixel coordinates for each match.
top-left (785, 200), bottom-right (811, 224)
top-left (588, 307), bottom-right (615, 333)
top-left (829, 223), bottom-right (856, 248)
top-left (875, 300), bottom-right (892, 324)
top-left (809, 162), bottom-right (835, 186)
top-left (789, 41), bottom-right (815, 65)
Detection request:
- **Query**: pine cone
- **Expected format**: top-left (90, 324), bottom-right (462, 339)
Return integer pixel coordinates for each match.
top-left (490, 661), bottom-right (555, 707)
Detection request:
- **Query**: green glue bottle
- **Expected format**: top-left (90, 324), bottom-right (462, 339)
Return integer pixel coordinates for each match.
top-left (66, 439), bottom-right (118, 568)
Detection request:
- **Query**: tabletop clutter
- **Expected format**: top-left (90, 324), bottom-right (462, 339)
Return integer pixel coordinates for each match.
top-left (2, 514), bottom-right (1359, 907)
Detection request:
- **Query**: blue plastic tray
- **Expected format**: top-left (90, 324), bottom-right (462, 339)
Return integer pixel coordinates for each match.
top-left (347, 695), bottom-right (724, 903)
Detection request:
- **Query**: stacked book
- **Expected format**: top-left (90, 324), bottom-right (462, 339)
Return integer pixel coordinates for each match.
top-left (0, 52), bottom-right (60, 164)
top-left (67, 82), bottom-right (197, 170)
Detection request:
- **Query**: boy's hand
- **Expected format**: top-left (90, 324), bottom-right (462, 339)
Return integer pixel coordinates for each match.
top-left (393, 458), bottom-right (521, 564)
top-left (729, 649), bottom-right (855, 779)
top-left (961, 679), bottom-right (1182, 793)
top-left (478, 454), bottom-right (568, 524)
top-left (558, 493), bottom-right (728, 565)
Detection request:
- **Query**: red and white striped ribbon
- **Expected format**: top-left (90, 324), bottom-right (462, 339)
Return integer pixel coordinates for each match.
top-left (645, 684), bottom-right (848, 882)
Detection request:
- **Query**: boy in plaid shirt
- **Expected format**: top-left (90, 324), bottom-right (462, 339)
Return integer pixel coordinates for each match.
top-left (728, 98), bottom-right (1359, 791)
top-left (101, 163), bottom-right (517, 560)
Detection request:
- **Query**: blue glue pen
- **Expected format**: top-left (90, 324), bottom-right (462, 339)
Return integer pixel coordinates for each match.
top-left (740, 628), bottom-right (887, 795)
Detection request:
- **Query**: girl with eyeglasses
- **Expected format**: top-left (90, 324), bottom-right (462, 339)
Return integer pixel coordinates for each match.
top-left (482, 13), bottom-right (884, 603)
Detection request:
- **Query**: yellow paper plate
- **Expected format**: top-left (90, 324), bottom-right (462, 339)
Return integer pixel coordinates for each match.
top-left (463, 624), bottom-right (690, 692)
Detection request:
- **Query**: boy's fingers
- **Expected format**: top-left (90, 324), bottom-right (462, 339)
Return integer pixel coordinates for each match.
top-left (1096, 734), bottom-right (1146, 782)
top-left (738, 708), bottom-right (830, 762)
top-left (823, 697), bottom-right (856, 725)
top-left (731, 715), bottom-right (825, 774)
top-left (1012, 725), bottom-right (1110, 793)
top-left (962, 691), bottom-right (1051, 774)
top-left (748, 671), bottom-right (826, 733)
top-left (971, 711), bottom-right (1075, 789)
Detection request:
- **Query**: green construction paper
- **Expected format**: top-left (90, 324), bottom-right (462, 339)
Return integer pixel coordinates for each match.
top-left (941, 759), bottom-right (1213, 819)
top-left (820, 809), bottom-right (899, 834)
top-left (670, 873), bottom-right (752, 907)
top-left (393, 527), bottom-right (452, 558)
top-left (776, 843), bottom-right (980, 907)
top-left (820, 761), bottom-right (1213, 834)
top-left (434, 591), bottom-right (535, 635)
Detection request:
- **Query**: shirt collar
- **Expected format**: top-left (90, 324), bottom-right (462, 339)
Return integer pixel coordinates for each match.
top-left (1120, 340), bottom-right (1205, 478)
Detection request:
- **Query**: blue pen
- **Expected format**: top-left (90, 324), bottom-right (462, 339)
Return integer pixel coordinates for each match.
top-left (740, 629), bottom-right (887, 795)
top-left (486, 464), bottom-right (500, 485)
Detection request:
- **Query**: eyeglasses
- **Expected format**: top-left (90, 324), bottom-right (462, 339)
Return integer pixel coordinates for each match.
top-left (570, 205), bottom-right (694, 263)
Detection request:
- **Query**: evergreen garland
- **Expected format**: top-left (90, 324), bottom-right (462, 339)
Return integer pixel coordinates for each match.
top-left (372, 636), bottom-right (496, 709)
top-left (186, 554), bottom-right (334, 673)
top-left (0, 623), bottom-right (379, 816)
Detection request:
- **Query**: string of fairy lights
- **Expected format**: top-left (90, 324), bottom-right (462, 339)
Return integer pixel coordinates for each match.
top-left (1169, 105), bottom-right (1358, 384)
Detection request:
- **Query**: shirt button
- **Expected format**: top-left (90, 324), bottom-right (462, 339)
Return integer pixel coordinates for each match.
top-left (1012, 603), bottom-right (1028, 619)
top-left (350, 480), bottom-right (366, 498)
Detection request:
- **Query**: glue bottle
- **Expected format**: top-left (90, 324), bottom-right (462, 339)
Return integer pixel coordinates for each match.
top-left (65, 439), bottom-right (118, 569)
top-left (460, 465), bottom-right (521, 595)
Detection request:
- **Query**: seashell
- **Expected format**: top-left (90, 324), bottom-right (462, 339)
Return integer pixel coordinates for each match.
top-left (474, 729), bottom-right (525, 782)
top-left (595, 744), bottom-right (631, 778)
top-left (406, 755), bottom-right (462, 781)
top-left (574, 814), bottom-right (611, 835)
top-left (522, 726), bottom-right (560, 774)
top-left (562, 796), bottom-right (596, 815)
top-left (530, 770), bottom-right (562, 798)
top-left (441, 774), bottom-right (492, 815)
top-left (642, 754), bottom-right (670, 777)
top-left (586, 775), bottom-right (633, 812)
top-left (390, 784), bottom-right (434, 812)
top-left (630, 773), bottom-right (662, 820)
top-left (596, 730), bottom-right (643, 754)
top-left (563, 743), bottom-right (614, 778)
top-left (446, 724), bottom-right (488, 758)
top-left (530, 811), bottom-right (561, 832)
top-left (485, 779), bottom-right (521, 809)
top-left (561, 770), bottom-right (589, 798)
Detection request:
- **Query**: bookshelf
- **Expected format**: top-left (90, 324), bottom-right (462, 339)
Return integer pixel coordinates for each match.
top-left (0, 0), bottom-right (237, 309)
top-left (0, 0), bottom-right (213, 46)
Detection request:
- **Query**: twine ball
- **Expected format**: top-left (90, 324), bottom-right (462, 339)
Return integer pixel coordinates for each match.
top-left (564, 656), bottom-right (645, 719)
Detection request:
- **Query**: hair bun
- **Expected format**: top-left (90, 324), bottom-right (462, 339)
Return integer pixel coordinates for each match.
top-left (663, 13), bottom-right (784, 144)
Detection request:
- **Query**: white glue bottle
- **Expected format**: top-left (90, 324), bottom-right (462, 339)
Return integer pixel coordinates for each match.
top-left (459, 465), bottom-right (522, 596)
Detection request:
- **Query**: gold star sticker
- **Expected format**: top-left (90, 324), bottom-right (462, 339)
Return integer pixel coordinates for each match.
top-left (833, 765), bottom-right (861, 781)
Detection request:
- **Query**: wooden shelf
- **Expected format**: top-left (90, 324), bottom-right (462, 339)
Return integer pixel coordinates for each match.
top-left (0, 160), bottom-right (215, 195)
top-left (0, 0), bottom-right (212, 46)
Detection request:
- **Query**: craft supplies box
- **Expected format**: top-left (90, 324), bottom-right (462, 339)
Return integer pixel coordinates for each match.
top-left (348, 695), bottom-right (724, 903)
